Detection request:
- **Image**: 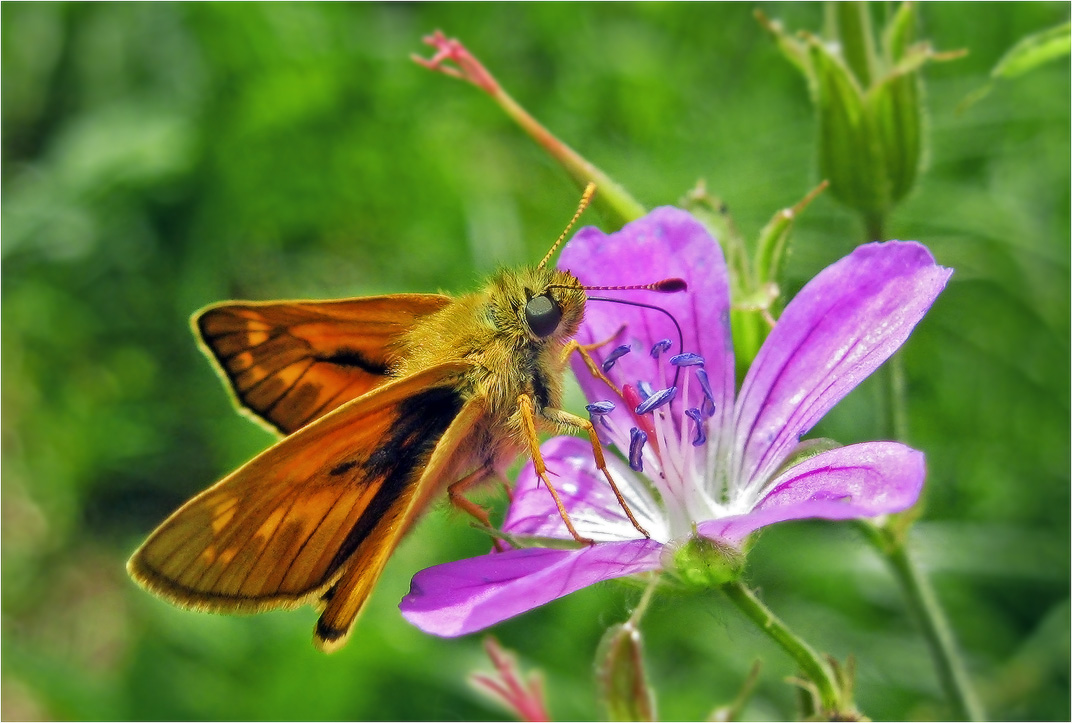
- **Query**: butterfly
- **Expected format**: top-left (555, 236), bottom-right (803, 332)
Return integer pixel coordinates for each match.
top-left (127, 185), bottom-right (677, 652)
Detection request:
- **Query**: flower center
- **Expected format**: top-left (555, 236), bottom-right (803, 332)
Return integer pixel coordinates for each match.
top-left (587, 339), bottom-right (722, 540)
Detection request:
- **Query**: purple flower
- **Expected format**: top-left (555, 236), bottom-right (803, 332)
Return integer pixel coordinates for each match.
top-left (401, 207), bottom-right (952, 637)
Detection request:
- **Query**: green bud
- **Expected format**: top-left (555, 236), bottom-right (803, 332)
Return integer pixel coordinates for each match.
top-left (760, 3), bottom-right (959, 238)
top-left (670, 535), bottom-right (745, 590)
top-left (596, 621), bottom-right (656, 722)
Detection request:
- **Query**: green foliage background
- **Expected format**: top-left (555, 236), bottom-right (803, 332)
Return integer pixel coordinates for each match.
top-left (3, 3), bottom-right (1068, 720)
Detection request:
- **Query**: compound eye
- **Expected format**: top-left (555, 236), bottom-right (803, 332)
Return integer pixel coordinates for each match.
top-left (525, 294), bottom-right (562, 338)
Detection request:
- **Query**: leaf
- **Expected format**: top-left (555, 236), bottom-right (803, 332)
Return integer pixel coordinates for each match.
top-left (992, 20), bottom-right (1071, 79)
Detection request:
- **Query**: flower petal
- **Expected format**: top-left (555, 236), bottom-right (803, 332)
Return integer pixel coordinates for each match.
top-left (733, 241), bottom-right (951, 491)
top-left (559, 207), bottom-right (735, 451)
top-left (399, 541), bottom-right (665, 637)
top-left (698, 441), bottom-right (925, 542)
top-left (504, 436), bottom-right (668, 542)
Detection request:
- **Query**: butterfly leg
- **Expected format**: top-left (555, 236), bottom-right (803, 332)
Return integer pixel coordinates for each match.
top-left (542, 407), bottom-right (650, 539)
top-left (447, 464), bottom-right (510, 551)
top-left (517, 393), bottom-right (594, 545)
top-left (562, 332), bottom-right (625, 397)
top-left (447, 465), bottom-right (495, 527)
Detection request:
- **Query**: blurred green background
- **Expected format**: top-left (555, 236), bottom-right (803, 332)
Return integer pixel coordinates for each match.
top-left (3, 3), bottom-right (1068, 720)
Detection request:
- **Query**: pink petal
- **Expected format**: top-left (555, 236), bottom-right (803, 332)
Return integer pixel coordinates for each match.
top-left (505, 436), bottom-right (666, 542)
top-left (732, 241), bottom-right (951, 488)
top-left (699, 441), bottom-right (925, 543)
top-left (558, 207), bottom-right (735, 452)
top-left (399, 541), bottom-right (665, 637)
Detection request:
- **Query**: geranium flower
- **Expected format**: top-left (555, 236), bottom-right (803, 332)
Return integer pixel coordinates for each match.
top-left (401, 207), bottom-right (952, 637)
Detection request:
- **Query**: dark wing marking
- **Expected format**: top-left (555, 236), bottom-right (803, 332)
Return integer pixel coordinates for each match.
top-left (127, 362), bottom-right (471, 613)
top-left (196, 294), bottom-right (452, 434)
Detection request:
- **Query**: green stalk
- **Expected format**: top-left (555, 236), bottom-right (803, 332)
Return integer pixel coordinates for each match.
top-left (859, 522), bottom-right (985, 721)
top-left (885, 352), bottom-right (909, 441)
top-left (721, 580), bottom-right (847, 716)
top-left (415, 32), bottom-right (646, 227)
top-left (863, 212), bottom-right (983, 720)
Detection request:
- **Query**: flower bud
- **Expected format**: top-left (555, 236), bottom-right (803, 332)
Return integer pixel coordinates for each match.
top-left (759, 3), bottom-right (958, 237)
top-left (596, 621), bottom-right (656, 722)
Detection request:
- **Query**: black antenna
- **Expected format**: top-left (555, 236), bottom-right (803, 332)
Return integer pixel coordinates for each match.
top-left (586, 295), bottom-right (687, 388)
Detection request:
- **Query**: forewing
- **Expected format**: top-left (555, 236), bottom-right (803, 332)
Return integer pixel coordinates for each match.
top-left (196, 294), bottom-right (452, 434)
top-left (127, 361), bottom-right (472, 613)
top-left (313, 398), bottom-right (485, 652)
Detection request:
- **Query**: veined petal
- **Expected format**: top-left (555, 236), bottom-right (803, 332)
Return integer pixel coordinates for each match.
top-left (505, 436), bottom-right (668, 542)
top-left (733, 241), bottom-right (951, 491)
top-left (559, 207), bottom-right (735, 446)
top-left (399, 541), bottom-right (665, 637)
top-left (699, 441), bottom-right (925, 543)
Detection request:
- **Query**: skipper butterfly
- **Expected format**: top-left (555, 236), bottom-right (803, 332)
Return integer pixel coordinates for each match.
top-left (128, 185), bottom-right (678, 651)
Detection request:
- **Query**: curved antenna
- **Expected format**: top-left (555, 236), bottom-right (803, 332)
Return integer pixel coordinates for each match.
top-left (538, 182), bottom-right (597, 269)
top-left (580, 278), bottom-right (687, 293)
top-left (586, 295), bottom-right (687, 387)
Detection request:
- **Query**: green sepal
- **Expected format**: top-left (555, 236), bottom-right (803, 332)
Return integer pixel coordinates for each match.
top-left (808, 35), bottom-right (892, 221)
top-left (866, 55), bottom-right (924, 207)
top-left (830, 2), bottom-right (879, 89)
top-left (669, 534), bottom-right (746, 590)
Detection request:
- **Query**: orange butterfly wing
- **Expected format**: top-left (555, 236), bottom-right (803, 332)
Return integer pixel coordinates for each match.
top-left (195, 294), bottom-right (452, 434)
top-left (127, 361), bottom-right (478, 641)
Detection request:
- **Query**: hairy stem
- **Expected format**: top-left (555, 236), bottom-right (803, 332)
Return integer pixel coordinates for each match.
top-left (721, 580), bottom-right (846, 716)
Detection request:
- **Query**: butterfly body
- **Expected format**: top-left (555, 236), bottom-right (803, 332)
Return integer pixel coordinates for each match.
top-left (397, 266), bottom-right (585, 440)
top-left (128, 263), bottom-right (589, 651)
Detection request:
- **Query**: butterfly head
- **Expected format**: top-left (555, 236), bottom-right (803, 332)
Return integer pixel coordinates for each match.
top-left (488, 266), bottom-right (585, 346)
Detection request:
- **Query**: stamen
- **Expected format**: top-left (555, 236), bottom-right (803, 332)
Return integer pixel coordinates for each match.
top-left (695, 368), bottom-right (717, 417)
top-left (685, 408), bottom-right (707, 446)
top-left (601, 344), bottom-right (632, 372)
top-left (629, 427), bottom-right (647, 472)
top-left (650, 339), bottom-right (673, 358)
top-left (622, 384), bottom-right (658, 451)
top-left (670, 352), bottom-right (704, 367)
top-left (635, 386), bottom-right (677, 415)
top-left (636, 380), bottom-right (654, 400)
top-left (586, 401), bottom-right (615, 430)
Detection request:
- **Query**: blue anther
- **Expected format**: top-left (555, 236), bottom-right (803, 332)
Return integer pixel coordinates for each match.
top-left (585, 401), bottom-right (615, 416)
top-left (685, 407), bottom-right (707, 446)
top-left (650, 338), bottom-right (673, 358)
top-left (586, 400), bottom-right (615, 429)
top-left (629, 427), bottom-right (647, 472)
top-left (635, 386), bottom-right (677, 415)
top-left (695, 368), bottom-right (717, 417)
top-left (601, 345), bottom-right (632, 372)
top-left (670, 352), bottom-right (704, 367)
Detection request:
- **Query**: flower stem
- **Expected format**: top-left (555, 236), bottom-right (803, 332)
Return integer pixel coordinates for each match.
top-left (884, 352), bottom-right (910, 441)
top-left (414, 32), bottom-right (647, 227)
top-left (721, 580), bottom-right (845, 716)
top-left (863, 212), bottom-right (981, 719)
top-left (859, 522), bottom-right (986, 721)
